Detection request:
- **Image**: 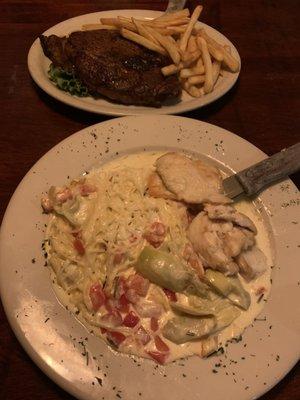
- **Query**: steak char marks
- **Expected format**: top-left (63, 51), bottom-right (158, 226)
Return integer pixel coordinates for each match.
top-left (40, 30), bottom-right (181, 106)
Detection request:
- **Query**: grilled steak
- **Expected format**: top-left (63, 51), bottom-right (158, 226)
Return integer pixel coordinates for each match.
top-left (40, 30), bottom-right (181, 106)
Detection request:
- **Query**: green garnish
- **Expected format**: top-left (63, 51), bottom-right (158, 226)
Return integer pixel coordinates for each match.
top-left (48, 63), bottom-right (89, 97)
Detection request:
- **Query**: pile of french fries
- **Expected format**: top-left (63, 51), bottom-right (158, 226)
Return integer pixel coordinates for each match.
top-left (82, 5), bottom-right (240, 98)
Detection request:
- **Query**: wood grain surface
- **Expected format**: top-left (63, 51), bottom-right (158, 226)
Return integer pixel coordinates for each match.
top-left (0, 1), bottom-right (299, 399)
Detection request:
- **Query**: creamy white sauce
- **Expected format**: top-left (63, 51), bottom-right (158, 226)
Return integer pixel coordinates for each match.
top-left (46, 151), bottom-right (272, 363)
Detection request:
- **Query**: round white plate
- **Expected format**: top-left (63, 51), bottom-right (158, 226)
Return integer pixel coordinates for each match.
top-left (0, 116), bottom-right (299, 400)
top-left (27, 9), bottom-right (240, 116)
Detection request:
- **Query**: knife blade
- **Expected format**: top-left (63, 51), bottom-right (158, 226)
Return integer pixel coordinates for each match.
top-left (223, 142), bottom-right (300, 199)
top-left (166, 0), bottom-right (187, 13)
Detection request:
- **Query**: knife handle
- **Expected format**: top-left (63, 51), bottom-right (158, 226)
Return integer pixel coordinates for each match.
top-left (236, 142), bottom-right (300, 196)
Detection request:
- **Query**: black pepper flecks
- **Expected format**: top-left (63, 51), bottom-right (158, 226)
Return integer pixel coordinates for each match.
top-left (95, 377), bottom-right (103, 386)
top-left (255, 317), bottom-right (267, 322)
top-left (257, 293), bottom-right (264, 303)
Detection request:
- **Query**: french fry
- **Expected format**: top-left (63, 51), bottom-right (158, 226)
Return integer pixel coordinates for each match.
top-left (180, 65), bottom-right (205, 78)
top-left (145, 25), bottom-right (181, 64)
top-left (153, 27), bottom-right (180, 35)
top-left (197, 56), bottom-right (204, 68)
top-left (219, 45), bottom-right (239, 71)
top-left (132, 19), bottom-right (161, 46)
top-left (100, 17), bottom-right (138, 32)
top-left (197, 37), bottom-right (213, 93)
top-left (179, 5), bottom-right (203, 52)
top-left (168, 35), bottom-right (178, 46)
top-left (117, 17), bottom-right (138, 31)
top-left (199, 29), bottom-right (239, 72)
top-left (181, 49), bottom-right (201, 63)
top-left (183, 81), bottom-right (203, 97)
top-left (120, 28), bottom-right (167, 55)
top-left (100, 17), bottom-right (120, 25)
top-left (81, 24), bottom-right (118, 31)
top-left (166, 25), bottom-right (188, 34)
top-left (148, 17), bottom-right (190, 27)
top-left (207, 43), bottom-right (223, 61)
top-left (153, 8), bottom-right (190, 22)
top-left (161, 63), bottom-right (184, 76)
top-left (188, 75), bottom-right (205, 85)
top-left (187, 35), bottom-right (198, 52)
top-left (212, 61), bottom-right (221, 85)
top-left (119, 16), bottom-right (189, 28)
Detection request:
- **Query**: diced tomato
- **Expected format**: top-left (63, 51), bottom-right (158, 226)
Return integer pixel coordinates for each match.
top-left (107, 331), bottom-right (126, 347)
top-left (129, 234), bottom-right (139, 243)
top-left (41, 196), bottom-right (53, 213)
top-left (183, 243), bottom-right (193, 260)
top-left (136, 326), bottom-right (151, 345)
top-left (73, 238), bottom-right (85, 256)
top-left (150, 317), bottom-right (159, 332)
top-left (183, 243), bottom-right (204, 277)
top-left (123, 311), bottom-right (139, 328)
top-left (144, 221), bottom-right (166, 248)
top-left (151, 221), bottom-right (166, 235)
top-left (188, 257), bottom-right (204, 277)
top-left (89, 283), bottom-right (106, 311)
top-left (125, 289), bottom-right (140, 304)
top-left (56, 188), bottom-right (73, 203)
top-left (100, 327), bottom-right (107, 334)
top-left (100, 309), bottom-right (123, 327)
top-left (256, 286), bottom-right (266, 296)
top-left (143, 233), bottom-right (161, 248)
top-left (113, 252), bottom-right (125, 265)
top-left (114, 276), bottom-right (127, 300)
top-left (71, 230), bottom-right (82, 239)
top-left (104, 297), bottom-right (115, 313)
top-left (116, 294), bottom-right (130, 313)
top-left (126, 274), bottom-right (150, 296)
top-left (163, 288), bottom-right (177, 302)
top-left (79, 183), bottom-right (97, 196)
top-left (154, 336), bottom-right (169, 353)
top-left (147, 351), bottom-right (168, 365)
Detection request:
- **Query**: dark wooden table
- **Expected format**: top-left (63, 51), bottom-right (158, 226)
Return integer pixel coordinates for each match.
top-left (0, 1), bottom-right (299, 399)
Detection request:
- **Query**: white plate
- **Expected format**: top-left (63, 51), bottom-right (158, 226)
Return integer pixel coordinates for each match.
top-left (27, 9), bottom-right (240, 116)
top-left (0, 116), bottom-right (299, 400)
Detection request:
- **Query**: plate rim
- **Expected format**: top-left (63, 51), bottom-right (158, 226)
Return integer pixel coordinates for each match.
top-left (0, 115), bottom-right (299, 400)
top-left (27, 9), bottom-right (241, 116)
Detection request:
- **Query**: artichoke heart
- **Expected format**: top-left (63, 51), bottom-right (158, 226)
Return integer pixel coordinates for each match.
top-left (204, 269), bottom-right (251, 310)
top-left (162, 315), bottom-right (216, 344)
top-left (136, 246), bottom-right (210, 298)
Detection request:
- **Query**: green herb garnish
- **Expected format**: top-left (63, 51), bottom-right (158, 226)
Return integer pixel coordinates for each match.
top-left (48, 63), bottom-right (89, 97)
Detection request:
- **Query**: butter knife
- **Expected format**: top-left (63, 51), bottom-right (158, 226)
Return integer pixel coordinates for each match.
top-left (223, 143), bottom-right (300, 199)
top-left (166, 0), bottom-right (187, 13)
